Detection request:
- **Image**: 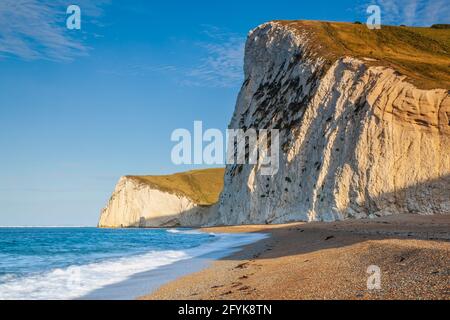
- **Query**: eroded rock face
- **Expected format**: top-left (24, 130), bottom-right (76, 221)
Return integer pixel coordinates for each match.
top-left (217, 22), bottom-right (450, 225)
top-left (99, 22), bottom-right (449, 228)
top-left (98, 177), bottom-right (218, 228)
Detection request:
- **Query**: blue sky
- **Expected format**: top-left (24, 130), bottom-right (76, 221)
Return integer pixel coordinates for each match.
top-left (0, 0), bottom-right (448, 226)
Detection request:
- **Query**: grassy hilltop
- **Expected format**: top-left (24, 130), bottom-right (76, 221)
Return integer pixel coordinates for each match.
top-left (277, 20), bottom-right (450, 90)
top-left (127, 168), bottom-right (225, 206)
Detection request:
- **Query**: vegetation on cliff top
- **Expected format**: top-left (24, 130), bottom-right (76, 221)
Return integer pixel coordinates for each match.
top-left (127, 168), bottom-right (225, 206)
top-left (277, 20), bottom-right (450, 90)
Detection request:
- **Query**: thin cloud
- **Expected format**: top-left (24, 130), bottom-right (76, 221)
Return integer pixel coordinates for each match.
top-left (371, 0), bottom-right (450, 26)
top-left (99, 26), bottom-right (246, 88)
top-left (0, 0), bottom-right (109, 61)
top-left (183, 26), bottom-right (245, 88)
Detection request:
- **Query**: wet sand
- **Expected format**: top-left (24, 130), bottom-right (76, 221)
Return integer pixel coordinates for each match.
top-left (141, 215), bottom-right (450, 300)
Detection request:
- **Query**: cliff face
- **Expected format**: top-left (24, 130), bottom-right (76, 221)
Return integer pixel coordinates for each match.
top-left (99, 21), bottom-right (450, 228)
top-left (217, 21), bottom-right (450, 225)
top-left (98, 169), bottom-right (223, 228)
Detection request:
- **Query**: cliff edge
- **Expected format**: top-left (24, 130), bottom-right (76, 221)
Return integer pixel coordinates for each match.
top-left (98, 168), bottom-right (224, 228)
top-left (218, 21), bottom-right (450, 224)
top-left (99, 21), bottom-right (450, 228)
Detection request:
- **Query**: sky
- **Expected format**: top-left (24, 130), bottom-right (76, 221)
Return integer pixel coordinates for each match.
top-left (0, 0), bottom-right (448, 226)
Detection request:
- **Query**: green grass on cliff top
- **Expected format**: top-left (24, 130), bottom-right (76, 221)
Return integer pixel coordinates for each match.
top-left (127, 168), bottom-right (225, 206)
top-left (277, 20), bottom-right (450, 90)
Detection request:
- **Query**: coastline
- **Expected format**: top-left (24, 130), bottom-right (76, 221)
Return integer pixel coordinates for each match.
top-left (141, 215), bottom-right (450, 300)
top-left (81, 231), bottom-right (268, 300)
top-left (0, 228), bottom-right (266, 300)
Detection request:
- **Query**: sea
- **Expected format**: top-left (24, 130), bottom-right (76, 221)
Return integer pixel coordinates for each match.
top-left (0, 227), bottom-right (267, 300)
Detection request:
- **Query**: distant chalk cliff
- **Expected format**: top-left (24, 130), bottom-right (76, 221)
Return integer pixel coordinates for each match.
top-left (98, 169), bottom-right (223, 228)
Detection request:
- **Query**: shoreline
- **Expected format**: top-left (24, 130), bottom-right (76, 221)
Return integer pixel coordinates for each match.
top-left (82, 231), bottom-right (268, 300)
top-left (141, 215), bottom-right (450, 300)
top-left (0, 228), bottom-right (266, 300)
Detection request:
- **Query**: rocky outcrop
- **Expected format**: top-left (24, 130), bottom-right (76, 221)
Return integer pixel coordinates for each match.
top-left (217, 21), bottom-right (450, 225)
top-left (99, 21), bottom-right (449, 228)
top-left (98, 169), bottom-right (223, 228)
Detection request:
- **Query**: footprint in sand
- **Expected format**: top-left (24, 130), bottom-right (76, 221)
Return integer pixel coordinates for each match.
top-left (211, 285), bottom-right (224, 289)
top-left (239, 286), bottom-right (252, 291)
top-left (235, 262), bottom-right (250, 269)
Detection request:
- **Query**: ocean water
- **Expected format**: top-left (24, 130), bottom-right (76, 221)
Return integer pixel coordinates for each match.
top-left (0, 227), bottom-right (267, 300)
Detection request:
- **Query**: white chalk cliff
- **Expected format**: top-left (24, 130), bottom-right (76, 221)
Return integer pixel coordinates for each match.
top-left (218, 21), bottom-right (450, 225)
top-left (99, 21), bottom-right (449, 228)
top-left (98, 169), bottom-right (223, 228)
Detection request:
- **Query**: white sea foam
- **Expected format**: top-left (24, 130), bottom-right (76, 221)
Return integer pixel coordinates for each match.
top-left (0, 231), bottom-right (267, 300)
top-left (166, 229), bottom-right (213, 236)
